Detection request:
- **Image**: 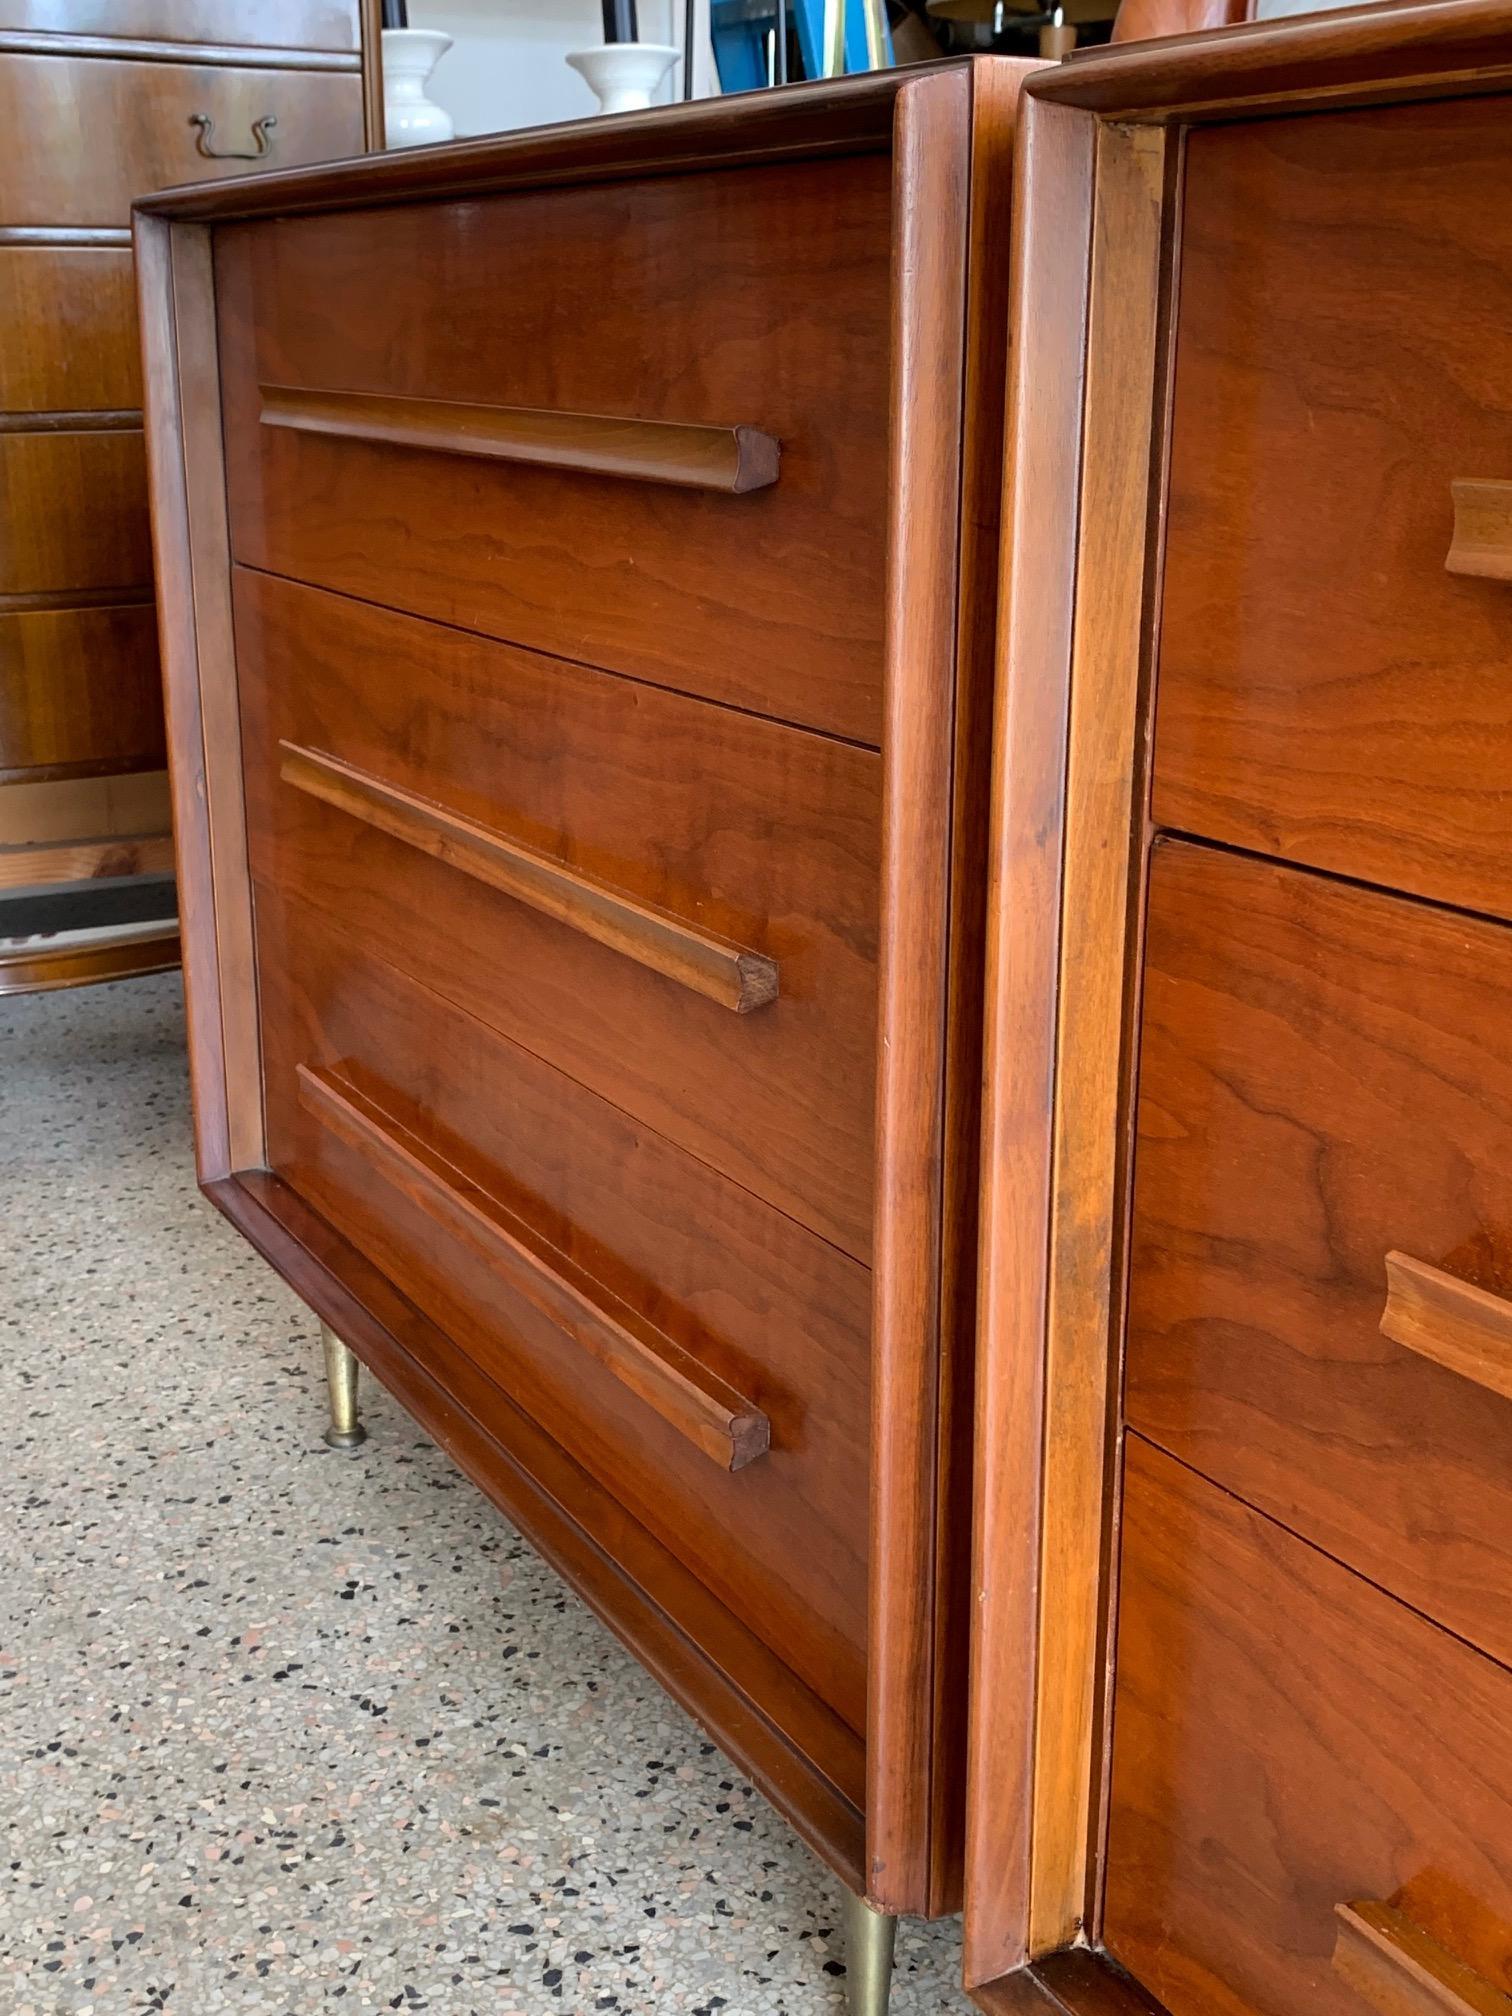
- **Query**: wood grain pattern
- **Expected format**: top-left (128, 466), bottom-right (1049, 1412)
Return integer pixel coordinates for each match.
top-left (209, 1166), bottom-right (868, 1887)
top-left (1104, 1438), bottom-right (1512, 2016)
top-left (297, 1062), bottom-right (772, 1473)
top-left (1382, 1253), bottom-right (1512, 1408)
top-left (1128, 841), bottom-right (1512, 1674)
top-left (236, 567), bottom-right (877, 1261)
top-left (0, 247), bottom-right (139, 412)
top-left (260, 384), bottom-right (782, 495)
top-left (0, 429), bottom-right (152, 596)
top-left (1153, 98), bottom-right (1512, 923)
top-left (1030, 116), bottom-right (1166, 1959)
top-left (280, 740), bottom-right (780, 1015)
top-left (964, 85), bottom-right (1095, 1992)
top-left (0, 600), bottom-right (162, 777)
top-left (1447, 479), bottom-right (1512, 585)
top-left (213, 154), bottom-right (891, 743)
top-left (0, 827), bottom-right (174, 889)
top-left (0, 919), bottom-right (178, 991)
top-left (1, 50), bottom-right (363, 228)
top-left (257, 888), bottom-right (871, 1732)
top-left (0, 767), bottom-right (169, 843)
top-left (0, 1), bottom-right (360, 50)
top-left (1335, 1901), bottom-right (1512, 2016)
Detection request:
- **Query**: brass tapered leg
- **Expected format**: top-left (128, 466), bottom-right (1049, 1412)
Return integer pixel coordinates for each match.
top-left (842, 1889), bottom-right (896, 2016)
top-left (321, 1323), bottom-right (367, 1449)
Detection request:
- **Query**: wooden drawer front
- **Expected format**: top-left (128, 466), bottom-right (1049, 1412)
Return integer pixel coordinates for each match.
top-left (1128, 841), bottom-right (1512, 1669)
top-left (0, 2), bottom-right (360, 48)
top-left (258, 888), bottom-right (870, 1732)
top-left (1105, 1440), bottom-right (1512, 2016)
top-left (0, 52), bottom-right (363, 228)
top-left (0, 602), bottom-right (161, 777)
top-left (1155, 96), bottom-right (1512, 922)
top-left (213, 154), bottom-right (892, 745)
top-left (236, 570), bottom-right (879, 1261)
top-left (0, 430), bottom-right (151, 594)
top-left (0, 249), bottom-right (139, 414)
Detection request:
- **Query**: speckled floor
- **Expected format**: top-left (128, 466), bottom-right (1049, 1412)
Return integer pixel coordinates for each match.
top-left (1, 973), bottom-right (973, 2016)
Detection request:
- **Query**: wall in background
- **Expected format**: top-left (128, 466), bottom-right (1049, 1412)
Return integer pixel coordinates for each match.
top-left (408, 0), bottom-right (714, 135)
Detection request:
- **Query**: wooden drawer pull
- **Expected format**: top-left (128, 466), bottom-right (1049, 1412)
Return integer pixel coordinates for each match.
top-left (260, 384), bottom-right (780, 495)
top-left (280, 741), bottom-right (779, 1014)
top-left (1446, 479), bottom-right (1512, 582)
top-left (1381, 1251), bottom-right (1512, 1403)
top-left (1334, 1901), bottom-right (1512, 2015)
top-left (297, 1064), bottom-right (771, 1472)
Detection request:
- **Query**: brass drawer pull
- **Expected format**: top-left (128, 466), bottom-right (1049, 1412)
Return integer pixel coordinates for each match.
top-left (259, 384), bottom-right (780, 494)
top-left (1333, 1901), bottom-right (1512, 2016)
top-left (279, 742), bottom-right (779, 1014)
top-left (1380, 1251), bottom-right (1512, 1403)
top-left (297, 1064), bottom-right (771, 1472)
top-left (1446, 478), bottom-right (1512, 582)
top-left (189, 112), bottom-right (277, 162)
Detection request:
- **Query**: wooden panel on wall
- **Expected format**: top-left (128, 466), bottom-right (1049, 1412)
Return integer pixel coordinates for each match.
top-left (0, 51), bottom-right (364, 228)
top-left (0, 2), bottom-right (360, 48)
top-left (0, 247), bottom-right (139, 412)
top-left (0, 600), bottom-right (161, 777)
top-left (0, 430), bottom-right (151, 595)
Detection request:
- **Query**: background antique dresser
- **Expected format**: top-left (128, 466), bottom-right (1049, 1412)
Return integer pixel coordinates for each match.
top-left (137, 60), bottom-right (1027, 2002)
top-left (966, 4), bottom-right (1512, 2012)
top-left (0, 0), bottom-right (376, 993)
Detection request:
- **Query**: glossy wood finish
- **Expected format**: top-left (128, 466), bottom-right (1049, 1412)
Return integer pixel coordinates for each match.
top-left (0, 2), bottom-right (360, 49)
top-left (236, 567), bottom-right (878, 1259)
top-left (259, 887), bottom-right (871, 1731)
top-left (0, 247), bottom-right (139, 410)
top-left (1129, 842), bottom-right (1512, 1667)
top-left (1447, 479), bottom-right (1512, 586)
top-left (144, 61), bottom-right (1021, 1913)
top-left (1381, 1252), bottom-right (1512, 1407)
top-left (0, 601), bottom-right (161, 778)
top-left (279, 740), bottom-right (782, 1015)
top-left (296, 1063), bottom-right (773, 1474)
top-left (0, 51), bottom-right (362, 227)
top-left (0, 429), bottom-right (152, 596)
top-left (214, 156), bottom-right (890, 745)
top-left (0, 827), bottom-right (173, 889)
top-left (1104, 1438), bottom-right (1512, 2016)
top-left (259, 384), bottom-right (784, 495)
top-left (0, 920), bottom-right (179, 991)
top-left (1335, 1901), bottom-right (1512, 2016)
top-left (1154, 96), bottom-right (1512, 924)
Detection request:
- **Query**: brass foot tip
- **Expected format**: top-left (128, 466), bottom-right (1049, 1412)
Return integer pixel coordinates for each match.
top-left (322, 1422), bottom-right (367, 1450)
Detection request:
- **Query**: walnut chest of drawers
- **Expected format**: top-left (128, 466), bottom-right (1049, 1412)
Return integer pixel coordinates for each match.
top-left (965, 5), bottom-right (1512, 2013)
top-left (137, 61), bottom-right (1028, 1925)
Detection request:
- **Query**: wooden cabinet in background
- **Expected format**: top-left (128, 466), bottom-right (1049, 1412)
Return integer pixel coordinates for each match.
top-left (966, 5), bottom-right (1512, 2013)
top-left (0, 0), bottom-right (373, 995)
top-left (137, 61), bottom-right (1029, 2004)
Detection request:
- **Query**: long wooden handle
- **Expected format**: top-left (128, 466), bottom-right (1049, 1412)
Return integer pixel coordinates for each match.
top-left (1333, 1901), bottom-right (1512, 2016)
top-left (297, 1064), bottom-right (770, 1472)
top-left (260, 384), bottom-right (780, 494)
top-left (280, 742), bottom-right (779, 1014)
top-left (1446, 479), bottom-right (1512, 582)
top-left (1380, 1251), bottom-right (1512, 1403)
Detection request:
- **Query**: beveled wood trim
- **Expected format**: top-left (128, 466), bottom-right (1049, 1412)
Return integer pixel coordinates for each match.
top-left (280, 740), bottom-right (781, 1014)
top-left (136, 214), bottom-right (259, 1180)
top-left (1381, 1252), bottom-right (1512, 1406)
top-left (974, 1951), bottom-right (1170, 2016)
top-left (868, 61), bottom-right (972, 1918)
top-left (0, 225), bottom-right (130, 246)
top-left (260, 384), bottom-right (782, 494)
top-left (1031, 0), bottom-right (1512, 122)
top-left (0, 30), bottom-right (359, 66)
top-left (132, 63), bottom-right (951, 223)
top-left (964, 88), bottom-right (1095, 1990)
top-left (1446, 478), bottom-right (1512, 583)
top-left (209, 1168), bottom-right (869, 1885)
top-left (1333, 1901), bottom-right (1512, 2016)
top-left (1031, 118), bottom-right (1167, 1958)
top-left (0, 921), bottom-right (179, 993)
top-left (0, 409), bottom-right (142, 434)
top-left (0, 585), bottom-right (154, 614)
top-left (298, 1063), bottom-right (772, 1472)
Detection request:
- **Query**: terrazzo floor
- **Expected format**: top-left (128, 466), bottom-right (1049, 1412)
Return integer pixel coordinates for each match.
top-left (1, 973), bottom-right (974, 2016)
